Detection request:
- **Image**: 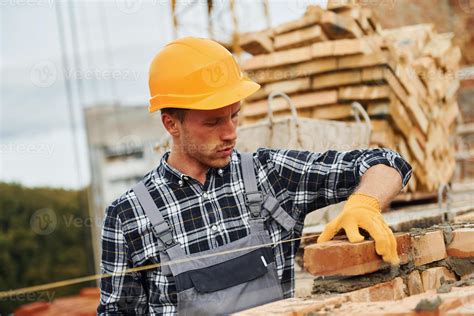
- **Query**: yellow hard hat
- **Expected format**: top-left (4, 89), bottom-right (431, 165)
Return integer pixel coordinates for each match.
top-left (148, 37), bottom-right (260, 112)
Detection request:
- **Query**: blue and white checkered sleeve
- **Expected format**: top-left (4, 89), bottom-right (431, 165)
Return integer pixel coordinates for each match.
top-left (97, 203), bottom-right (149, 315)
top-left (266, 147), bottom-right (412, 216)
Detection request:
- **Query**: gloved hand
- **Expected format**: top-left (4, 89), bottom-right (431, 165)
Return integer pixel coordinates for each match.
top-left (317, 192), bottom-right (400, 265)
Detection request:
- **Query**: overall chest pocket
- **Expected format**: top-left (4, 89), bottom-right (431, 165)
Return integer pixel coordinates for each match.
top-left (174, 246), bottom-right (283, 316)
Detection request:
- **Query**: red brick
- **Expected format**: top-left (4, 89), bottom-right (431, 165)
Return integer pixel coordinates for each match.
top-left (15, 302), bottom-right (51, 316)
top-left (411, 230), bottom-right (447, 266)
top-left (237, 286), bottom-right (474, 315)
top-left (421, 267), bottom-right (457, 291)
top-left (406, 270), bottom-right (424, 296)
top-left (233, 296), bottom-right (348, 315)
top-left (447, 228), bottom-right (474, 258)
top-left (347, 277), bottom-right (406, 302)
top-left (304, 233), bottom-right (411, 277)
top-left (329, 285), bottom-right (474, 315)
top-left (447, 302), bottom-right (474, 315)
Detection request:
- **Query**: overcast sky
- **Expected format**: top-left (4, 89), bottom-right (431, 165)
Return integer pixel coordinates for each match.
top-left (0, 0), bottom-right (327, 189)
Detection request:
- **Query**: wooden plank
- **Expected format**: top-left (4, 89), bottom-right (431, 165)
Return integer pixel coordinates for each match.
top-left (413, 126), bottom-right (427, 150)
top-left (247, 78), bottom-right (311, 102)
top-left (242, 90), bottom-right (338, 118)
top-left (381, 24), bottom-right (435, 60)
top-left (426, 123), bottom-right (447, 157)
top-left (384, 68), bottom-right (410, 104)
top-left (311, 104), bottom-right (354, 120)
top-left (367, 102), bottom-right (390, 116)
top-left (361, 66), bottom-right (387, 83)
top-left (422, 33), bottom-right (454, 64)
top-left (394, 64), bottom-right (428, 103)
top-left (320, 10), bottom-right (364, 39)
top-left (371, 120), bottom-right (397, 149)
top-left (241, 46), bottom-right (312, 71)
top-left (408, 134), bottom-right (425, 165)
top-left (337, 6), bottom-right (374, 36)
top-left (405, 95), bottom-right (429, 135)
top-left (312, 70), bottom-right (362, 89)
top-left (445, 79), bottom-right (460, 102)
top-left (244, 36), bottom-right (382, 71)
top-left (338, 85), bottom-right (391, 101)
top-left (389, 98), bottom-right (413, 139)
top-left (337, 50), bottom-right (393, 69)
top-left (246, 57), bottom-right (337, 84)
top-left (310, 41), bottom-right (334, 58)
top-left (273, 6), bottom-right (324, 35)
top-left (384, 70), bottom-right (429, 136)
top-left (360, 8), bottom-right (377, 35)
top-left (441, 46), bottom-right (462, 72)
top-left (239, 30), bottom-right (274, 55)
top-left (311, 37), bottom-right (377, 58)
top-left (397, 138), bottom-right (417, 192)
top-left (274, 25), bottom-right (327, 51)
top-left (442, 101), bottom-right (460, 130)
top-left (333, 37), bottom-right (380, 55)
top-left (326, 0), bottom-right (358, 11)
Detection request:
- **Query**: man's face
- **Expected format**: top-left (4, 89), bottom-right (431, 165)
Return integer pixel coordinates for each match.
top-left (176, 102), bottom-right (240, 169)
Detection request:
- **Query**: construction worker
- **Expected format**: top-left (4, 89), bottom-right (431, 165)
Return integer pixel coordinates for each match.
top-left (97, 37), bottom-right (412, 315)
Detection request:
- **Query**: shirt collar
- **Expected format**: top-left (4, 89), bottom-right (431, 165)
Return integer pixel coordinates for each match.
top-left (157, 150), bottom-right (233, 186)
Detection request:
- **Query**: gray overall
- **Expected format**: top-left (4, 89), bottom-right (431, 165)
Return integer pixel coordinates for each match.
top-left (132, 153), bottom-right (296, 315)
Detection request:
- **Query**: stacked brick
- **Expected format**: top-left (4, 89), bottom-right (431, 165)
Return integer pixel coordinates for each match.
top-left (238, 1), bottom-right (462, 193)
top-left (235, 285), bottom-right (474, 315)
top-left (235, 225), bottom-right (474, 315)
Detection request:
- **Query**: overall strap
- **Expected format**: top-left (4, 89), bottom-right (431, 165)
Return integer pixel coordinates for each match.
top-left (241, 153), bottom-right (296, 232)
top-left (132, 181), bottom-right (185, 274)
top-left (240, 152), bottom-right (263, 219)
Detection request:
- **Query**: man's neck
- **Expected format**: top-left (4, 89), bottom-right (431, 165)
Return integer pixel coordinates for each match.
top-left (166, 147), bottom-right (209, 185)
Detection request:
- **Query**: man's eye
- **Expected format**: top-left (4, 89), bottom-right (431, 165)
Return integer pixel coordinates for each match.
top-left (205, 121), bottom-right (218, 126)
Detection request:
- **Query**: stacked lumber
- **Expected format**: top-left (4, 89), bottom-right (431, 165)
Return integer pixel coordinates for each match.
top-left (238, 1), bottom-right (462, 193)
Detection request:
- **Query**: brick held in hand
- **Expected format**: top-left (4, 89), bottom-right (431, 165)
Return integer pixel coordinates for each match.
top-left (303, 233), bottom-right (411, 277)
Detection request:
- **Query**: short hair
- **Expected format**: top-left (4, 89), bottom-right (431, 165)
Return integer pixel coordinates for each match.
top-left (160, 108), bottom-right (188, 123)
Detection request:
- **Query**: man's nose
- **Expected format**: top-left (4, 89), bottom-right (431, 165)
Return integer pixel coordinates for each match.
top-left (221, 118), bottom-right (237, 142)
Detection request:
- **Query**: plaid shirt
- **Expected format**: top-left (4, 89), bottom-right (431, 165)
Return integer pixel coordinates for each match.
top-left (97, 147), bottom-right (412, 315)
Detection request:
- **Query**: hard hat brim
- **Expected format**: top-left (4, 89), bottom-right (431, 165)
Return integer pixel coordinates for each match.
top-left (149, 78), bottom-right (261, 112)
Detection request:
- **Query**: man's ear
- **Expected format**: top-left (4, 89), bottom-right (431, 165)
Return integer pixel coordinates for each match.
top-left (161, 113), bottom-right (180, 137)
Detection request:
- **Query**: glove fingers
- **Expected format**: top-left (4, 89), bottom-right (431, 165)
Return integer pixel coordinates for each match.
top-left (317, 220), bottom-right (339, 243)
top-left (343, 222), bottom-right (365, 243)
top-left (368, 216), bottom-right (399, 265)
top-left (360, 216), bottom-right (391, 260)
top-left (382, 221), bottom-right (400, 265)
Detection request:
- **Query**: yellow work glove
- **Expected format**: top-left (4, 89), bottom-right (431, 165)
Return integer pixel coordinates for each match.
top-left (317, 192), bottom-right (400, 265)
